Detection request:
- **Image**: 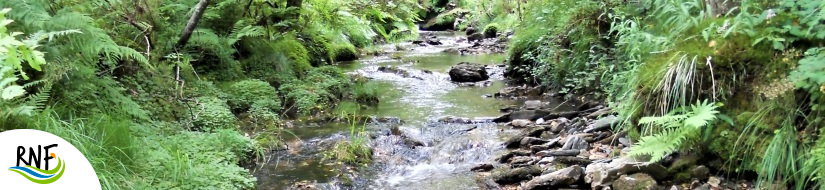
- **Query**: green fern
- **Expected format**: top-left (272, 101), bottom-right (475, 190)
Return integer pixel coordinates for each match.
top-left (629, 100), bottom-right (721, 162)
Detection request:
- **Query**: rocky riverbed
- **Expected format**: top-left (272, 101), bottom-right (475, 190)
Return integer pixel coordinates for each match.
top-left (469, 89), bottom-right (759, 190)
top-left (258, 31), bottom-right (756, 190)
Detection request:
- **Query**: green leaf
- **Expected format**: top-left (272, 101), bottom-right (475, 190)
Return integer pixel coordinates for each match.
top-left (2, 85), bottom-right (24, 100)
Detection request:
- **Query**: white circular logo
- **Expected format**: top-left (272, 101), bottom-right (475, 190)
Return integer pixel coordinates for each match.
top-left (0, 129), bottom-right (101, 189)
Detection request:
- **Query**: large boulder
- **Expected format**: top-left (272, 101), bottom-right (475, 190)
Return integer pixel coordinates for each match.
top-left (449, 62), bottom-right (489, 82)
top-left (522, 165), bottom-right (584, 190)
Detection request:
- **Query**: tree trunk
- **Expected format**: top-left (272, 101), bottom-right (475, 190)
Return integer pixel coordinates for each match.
top-left (175, 0), bottom-right (209, 50)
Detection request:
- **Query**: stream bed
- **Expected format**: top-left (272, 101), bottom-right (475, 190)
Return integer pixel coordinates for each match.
top-left (253, 32), bottom-right (551, 189)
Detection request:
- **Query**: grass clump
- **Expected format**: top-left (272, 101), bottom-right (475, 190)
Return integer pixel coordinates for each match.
top-left (326, 114), bottom-right (372, 165)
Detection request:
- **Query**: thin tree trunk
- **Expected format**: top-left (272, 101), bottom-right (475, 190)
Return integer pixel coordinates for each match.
top-left (175, 0), bottom-right (209, 50)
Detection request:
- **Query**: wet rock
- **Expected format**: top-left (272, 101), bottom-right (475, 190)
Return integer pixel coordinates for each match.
top-left (471, 163), bottom-right (495, 172)
top-left (577, 101), bottom-right (602, 111)
top-left (586, 107), bottom-right (614, 118)
top-left (449, 62), bottom-right (489, 82)
top-left (370, 116), bottom-right (404, 124)
top-left (550, 119), bottom-right (569, 133)
top-left (585, 158), bottom-right (668, 188)
top-left (691, 165), bottom-right (710, 180)
top-left (542, 156), bottom-right (593, 166)
top-left (437, 116), bottom-right (472, 124)
top-left (524, 100), bottom-right (542, 110)
top-left (585, 163), bottom-right (611, 187)
top-left (477, 177), bottom-right (501, 190)
top-left (426, 38), bottom-right (442, 45)
top-left (583, 115), bottom-right (619, 133)
top-left (495, 150), bottom-right (532, 163)
top-left (520, 137), bottom-right (549, 147)
top-left (491, 165), bottom-right (542, 184)
top-left (612, 161), bottom-right (668, 180)
top-left (535, 118), bottom-right (546, 125)
top-left (522, 165), bottom-right (583, 190)
top-left (468, 33), bottom-right (485, 42)
top-left (541, 111), bottom-right (582, 121)
top-left (510, 119), bottom-right (533, 128)
top-left (707, 176), bottom-right (721, 188)
top-left (618, 137), bottom-right (632, 147)
top-left (510, 156), bottom-right (534, 166)
top-left (511, 110), bottom-right (552, 121)
top-left (530, 144), bottom-right (551, 152)
top-left (562, 135), bottom-right (590, 150)
top-left (536, 150), bottom-right (581, 157)
top-left (288, 181), bottom-right (317, 190)
top-left (612, 173), bottom-right (658, 190)
top-left (378, 66), bottom-right (412, 78)
top-left (465, 26), bottom-right (478, 35)
top-left (503, 127), bottom-right (547, 148)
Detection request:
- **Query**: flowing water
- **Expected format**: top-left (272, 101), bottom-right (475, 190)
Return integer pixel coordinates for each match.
top-left (254, 32), bottom-right (527, 189)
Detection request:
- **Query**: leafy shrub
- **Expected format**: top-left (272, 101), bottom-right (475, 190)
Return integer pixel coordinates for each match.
top-left (225, 79), bottom-right (279, 112)
top-left (187, 96), bottom-right (236, 131)
top-left (188, 80), bottom-right (227, 98)
top-left (280, 67), bottom-right (351, 115)
top-left (136, 129), bottom-right (256, 189)
top-left (248, 99), bottom-right (281, 125)
top-left (53, 65), bottom-right (150, 120)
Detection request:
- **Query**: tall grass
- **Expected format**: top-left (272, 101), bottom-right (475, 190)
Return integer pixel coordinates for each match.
top-left (28, 111), bottom-right (136, 190)
top-left (327, 113), bottom-right (372, 165)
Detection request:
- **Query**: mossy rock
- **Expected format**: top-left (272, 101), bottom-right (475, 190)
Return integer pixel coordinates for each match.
top-left (483, 23), bottom-right (500, 39)
top-left (299, 32), bottom-right (335, 66)
top-left (274, 35), bottom-right (311, 76)
top-left (422, 8), bottom-right (467, 31)
top-left (332, 43), bottom-right (358, 62)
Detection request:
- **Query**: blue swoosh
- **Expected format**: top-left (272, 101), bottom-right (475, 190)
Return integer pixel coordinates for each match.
top-left (8, 166), bottom-right (55, 179)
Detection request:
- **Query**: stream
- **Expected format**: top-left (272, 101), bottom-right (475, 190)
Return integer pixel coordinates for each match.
top-left (253, 32), bottom-right (567, 189)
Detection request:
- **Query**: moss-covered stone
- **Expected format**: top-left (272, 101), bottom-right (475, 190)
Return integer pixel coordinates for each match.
top-left (483, 23), bottom-right (500, 39)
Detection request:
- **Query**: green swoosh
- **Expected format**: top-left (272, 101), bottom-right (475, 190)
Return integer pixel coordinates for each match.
top-left (24, 156), bottom-right (62, 174)
top-left (9, 158), bottom-right (65, 184)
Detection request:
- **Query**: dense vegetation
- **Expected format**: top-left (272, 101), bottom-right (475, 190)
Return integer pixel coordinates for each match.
top-left (3, 0), bottom-right (825, 189)
top-left (506, 0), bottom-right (825, 188)
top-left (0, 0), bottom-right (423, 189)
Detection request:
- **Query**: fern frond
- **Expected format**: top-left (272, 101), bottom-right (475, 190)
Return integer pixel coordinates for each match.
top-left (629, 128), bottom-right (688, 162)
top-left (631, 99), bottom-right (721, 162)
top-left (684, 100), bottom-right (719, 128)
top-left (25, 84), bottom-right (50, 112)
